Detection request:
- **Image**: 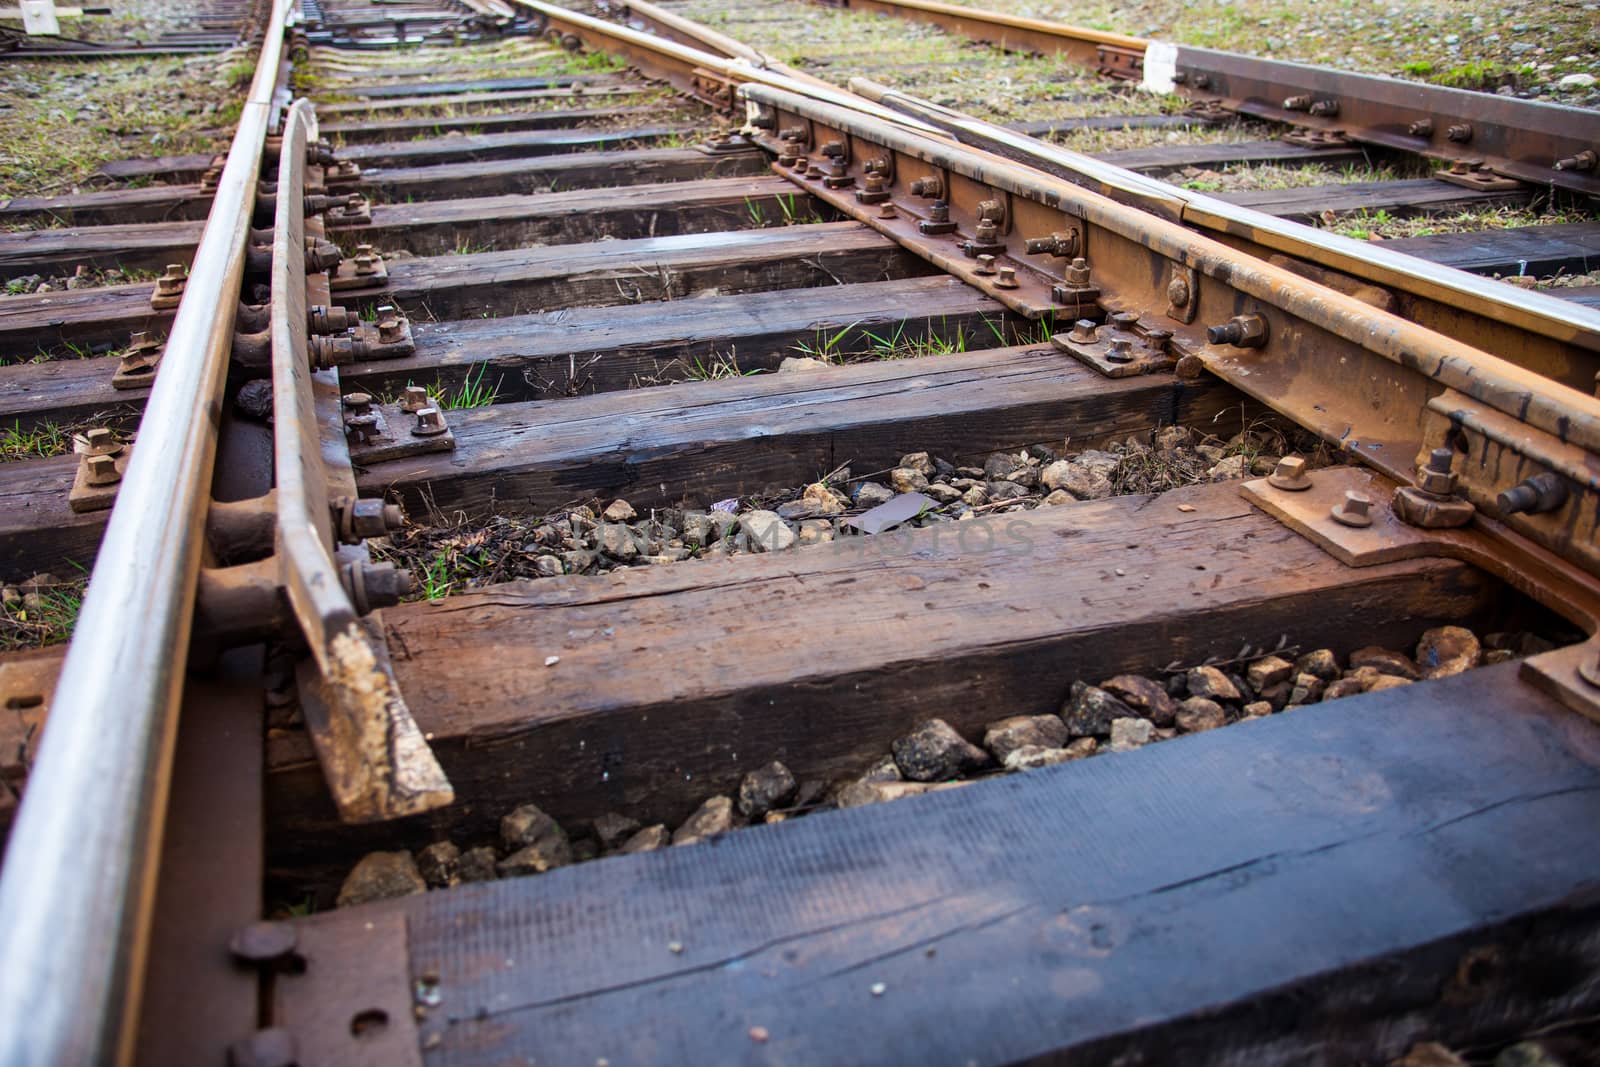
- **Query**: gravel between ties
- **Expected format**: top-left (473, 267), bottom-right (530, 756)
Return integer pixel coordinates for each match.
top-left (331, 623), bottom-right (1558, 910)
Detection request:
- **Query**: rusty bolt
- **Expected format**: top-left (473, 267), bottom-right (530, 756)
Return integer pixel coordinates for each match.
top-left (82, 427), bottom-right (122, 456)
top-left (994, 266), bottom-right (1018, 290)
top-left (909, 176), bottom-right (942, 199)
top-left (1206, 314), bottom-right (1268, 348)
top-left (1064, 257), bottom-right (1092, 287)
top-left (1308, 99), bottom-right (1340, 117)
top-left (227, 1028), bottom-right (297, 1067)
top-left (1555, 150), bottom-right (1597, 172)
top-left (1106, 339), bottom-right (1134, 364)
top-left (347, 561), bottom-right (412, 612)
top-left (341, 392), bottom-right (373, 414)
top-left (344, 413), bottom-right (379, 444)
top-left (1330, 490), bottom-right (1373, 528)
top-left (353, 244), bottom-right (379, 276)
top-left (1109, 311), bottom-right (1139, 330)
top-left (229, 922), bottom-right (298, 965)
top-left (155, 263), bottom-right (188, 296)
top-left (378, 317), bottom-right (403, 344)
top-left (1268, 455), bottom-right (1312, 491)
top-left (1415, 447), bottom-right (1458, 496)
top-left (1447, 123), bottom-right (1473, 143)
top-left (1192, 73), bottom-right (1210, 89)
top-left (1497, 472), bottom-right (1568, 516)
top-left (1282, 94), bottom-right (1311, 111)
top-left (338, 496), bottom-right (407, 541)
top-left (976, 199), bottom-right (1004, 223)
top-left (1408, 118), bottom-right (1435, 137)
top-left (863, 172), bottom-right (885, 193)
top-left (974, 218), bottom-right (999, 243)
top-left (308, 305), bottom-right (351, 335)
top-left (1144, 327), bottom-right (1172, 353)
top-left (1167, 276), bottom-right (1191, 307)
top-left (974, 254), bottom-right (996, 276)
top-left (804, 162), bottom-right (824, 180)
top-left (779, 126), bottom-right (806, 142)
top-left (399, 385), bottom-right (431, 413)
top-left (1024, 231), bottom-right (1077, 258)
top-left (412, 406), bottom-right (448, 438)
top-left (819, 140), bottom-right (844, 159)
top-left (877, 202), bottom-right (896, 219)
top-left (927, 200), bottom-right (950, 223)
top-left (749, 109), bottom-right (776, 130)
top-left (1068, 319), bottom-right (1097, 344)
top-left (84, 453), bottom-right (120, 487)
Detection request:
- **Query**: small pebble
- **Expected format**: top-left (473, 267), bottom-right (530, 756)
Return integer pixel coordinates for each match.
top-left (544, 655), bottom-right (560, 667)
top-left (870, 982), bottom-right (886, 996)
top-left (748, 1026), bottom-right (769, 1043)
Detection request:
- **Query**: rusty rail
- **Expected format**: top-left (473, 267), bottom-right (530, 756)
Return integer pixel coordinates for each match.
top-left (810, 0), bottom-right (1600, 196)
top-left (270, 99), bottom-right (454, 822)
top-left (741, 81), bottom-right (1600, 600)
top-left (846, 77), bottom-right (1600, 393)
top-left (0, 0), bottom-right (292, 1061)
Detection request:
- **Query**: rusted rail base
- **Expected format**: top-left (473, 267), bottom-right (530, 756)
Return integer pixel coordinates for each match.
top-left (276, 660), bottom-right (1600, 1064)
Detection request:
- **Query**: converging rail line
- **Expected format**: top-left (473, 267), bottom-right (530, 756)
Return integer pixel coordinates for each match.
top-left (1, 0), bottom-right (1599, 1061)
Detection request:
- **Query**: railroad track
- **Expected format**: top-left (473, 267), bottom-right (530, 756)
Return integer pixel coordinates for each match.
top-left (1, 0), bottom-right (1600, 1061)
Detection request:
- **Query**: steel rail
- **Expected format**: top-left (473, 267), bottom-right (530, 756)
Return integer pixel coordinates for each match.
top-left (0, 0), bottom-right (290, 1062)
top-left (846, 77), bottom-right (1600, 390)
top-left (742, 81), bottom-right (1600, 574)
top-left (561, 0), bottom-right (1600, 388)
top-left (808, 0), bottom-right (1600, 196)
top-left (272, 100), bottom-right (455, 823)
top-left (815, 0), bottom-right (1145, 73)
top-left (513, 0), bottom-right (947, 135)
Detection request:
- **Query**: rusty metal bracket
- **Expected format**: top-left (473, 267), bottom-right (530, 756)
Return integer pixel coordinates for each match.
top-left (331, 245), bottom-right (388, 291)
top-left (1095, 42), bottom-right (1142, 80)
top-left (1240, 465), bottom-right (1600, 722)
top-left (67, 430), bottom-right (131, 514)
top-left (264, 911), bottom-right (424, 1067)
top-left (112, 332), bottom-right (164, 390)
top-left (1051, 310), bottom-right (1178, 377)
top-left (1280, 128), bottom-right (1350, 150)
top-left (342, 392), bottom-right (455, 463)
top-left (1433, 159), bottom-right (1525, 192)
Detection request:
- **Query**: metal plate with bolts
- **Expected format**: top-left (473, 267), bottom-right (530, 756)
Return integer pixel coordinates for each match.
top-left (345, 402), bottom-right (456, 464)
top-left (331, 257), bottom-right (389, 292)
top-left (1241, 465), bottom-right (1600, 723)
top-left (271, 910), bottom-right (423, 1067)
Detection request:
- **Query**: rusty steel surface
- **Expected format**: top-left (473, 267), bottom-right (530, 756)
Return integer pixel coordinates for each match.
top-left (271, 100), bottom-right (454, 823)
top-left (801, 0), bottom-right (1600, 196)
top-left (742, 81), bottom-right (1600, 578)
top-left (848, 79), bottom-right (1600, 392)
top-left (596, 0), bottom-right (1600, 390)
top-left (0, 0), bottom-right (292, 1061)
top-left (1239, 466), bottom-right (1600, 721)
top-left (1166, 47), bottom-right (1600, 198)
top-left (822, 0), bottom-right (1146, 76)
